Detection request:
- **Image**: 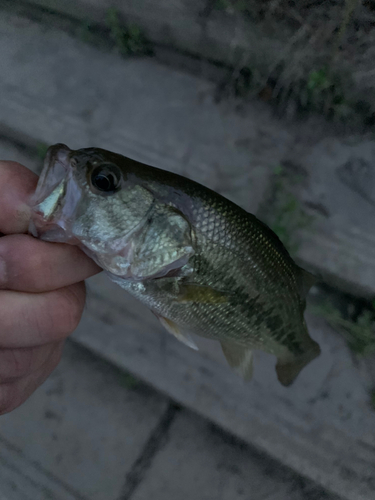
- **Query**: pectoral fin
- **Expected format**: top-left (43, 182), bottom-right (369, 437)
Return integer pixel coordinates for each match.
top-left (220, 341), bottom-right (254, 381)
top-left (157, 315), bottom-right (198, 350)
top-left (177, 284), bottom-right (229, 304)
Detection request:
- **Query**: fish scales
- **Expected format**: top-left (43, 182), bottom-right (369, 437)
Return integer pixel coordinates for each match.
top-left (29, 144), bottom-right (320, 386)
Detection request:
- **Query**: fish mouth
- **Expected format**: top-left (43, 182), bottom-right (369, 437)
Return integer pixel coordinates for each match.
top-left (29, 144), bottom-right (81, 244)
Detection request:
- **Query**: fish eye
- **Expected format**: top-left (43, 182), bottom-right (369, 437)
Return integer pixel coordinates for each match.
top-left (91, 164), bottom-right (122, 194)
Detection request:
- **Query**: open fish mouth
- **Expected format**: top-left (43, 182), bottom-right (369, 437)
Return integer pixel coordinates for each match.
top-left (29, 144), bottom-right (81, 244)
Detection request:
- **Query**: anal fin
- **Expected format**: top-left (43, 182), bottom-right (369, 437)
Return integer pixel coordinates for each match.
top-left (157, 315), bottom-right (198, 351)
top-left (221, 341), bottom-right (254, 381)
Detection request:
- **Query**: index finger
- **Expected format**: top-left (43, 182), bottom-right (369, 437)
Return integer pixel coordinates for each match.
top-left (0, 161), bottom-right (38, 234)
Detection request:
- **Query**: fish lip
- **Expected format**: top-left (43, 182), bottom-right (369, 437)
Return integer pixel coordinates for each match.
top-left (29, 143), bottom-right (81, 243)
top-left (45, 143), bottom-right (71, 170)
top-left (32, 144), bottom-right (72, 207)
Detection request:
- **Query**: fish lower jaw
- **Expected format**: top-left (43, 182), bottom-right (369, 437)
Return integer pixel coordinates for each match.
top-left (28, 216), bottom-right (78, 244)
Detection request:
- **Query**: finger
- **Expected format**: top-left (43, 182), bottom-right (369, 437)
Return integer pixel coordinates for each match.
top-left (0, 341), bottom-right (64, 382)
top-left (0, 234), bottom-right (101, 292)
top-left (0, 282), bottom-right (86, 348)
top-left (0, 161), bottom-right (37, 234)
top-left (0, 341), bottom-right (64, 415)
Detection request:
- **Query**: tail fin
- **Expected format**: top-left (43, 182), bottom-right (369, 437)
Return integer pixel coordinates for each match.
top-left (276, 329), bottom-right (321, 386)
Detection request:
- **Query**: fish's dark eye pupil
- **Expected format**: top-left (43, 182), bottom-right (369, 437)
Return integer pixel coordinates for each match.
top-left (91, 164), bottom-right (121, 193)
top-left (93, 174), bottom-right (114, 192)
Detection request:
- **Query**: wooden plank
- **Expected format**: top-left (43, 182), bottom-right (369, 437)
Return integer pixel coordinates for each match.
top-left (0, 437), bottom-right (82, 500)
top-left (10, 0), bottom-right (278, 67)
top-left (73, 274), bottom-right (375, 500)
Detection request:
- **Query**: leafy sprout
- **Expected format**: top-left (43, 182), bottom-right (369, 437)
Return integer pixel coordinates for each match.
top-left (36, 142), bottom-right (49, 160)
top-left (105, 8), bottom-right (151, 56)
top-left (118, 371), bottom-right (140, 390)
top-left (312, 299), bottom-right (375, 357)
top-left (266, 165), bottom-right (313, 255)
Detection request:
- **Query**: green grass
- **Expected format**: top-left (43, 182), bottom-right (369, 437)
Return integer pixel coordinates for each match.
top-left (298, 67), bottom-right (350, 120)
top-left (312, 299), bottom-right (375, 357)
top-left (36, 142), bottom-right (49, 160)
top-left (266, 165), bottom-right (313, 255)
top-left (77, 20), bottom-right (96, 44)
top-left (213, 1), bottom-right (374, 126)
top-left (370, 389), bottom-right (375, 410)
top-left (117, 371), bottom-right (140, 390)
top-left (214, 0), bottom-right (249, 12)
top-left (105, 8), bottom-right (151, 56)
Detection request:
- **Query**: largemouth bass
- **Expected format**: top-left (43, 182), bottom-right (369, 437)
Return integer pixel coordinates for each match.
top-left (29, 144), bottom-right (320, 386)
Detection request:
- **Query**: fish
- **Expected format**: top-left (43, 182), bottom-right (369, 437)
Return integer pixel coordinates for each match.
top-left (29, 143), bottom-right (320, 386)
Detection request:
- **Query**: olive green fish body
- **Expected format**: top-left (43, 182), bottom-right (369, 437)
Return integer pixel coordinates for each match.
top-left (30, 145), bottom-right (320, 385)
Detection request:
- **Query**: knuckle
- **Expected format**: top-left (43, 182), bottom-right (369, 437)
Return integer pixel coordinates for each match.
top-left (59, 283), bottom-right (86, 334)
top-left (30, 285), bottom-right (85, 341)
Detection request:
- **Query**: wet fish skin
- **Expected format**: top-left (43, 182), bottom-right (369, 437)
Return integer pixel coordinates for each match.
top-left (29, 144), bottom-right (320, 386)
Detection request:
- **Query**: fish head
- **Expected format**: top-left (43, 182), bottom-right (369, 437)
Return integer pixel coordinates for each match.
top-left (29, 144), bottom-right (154, 274)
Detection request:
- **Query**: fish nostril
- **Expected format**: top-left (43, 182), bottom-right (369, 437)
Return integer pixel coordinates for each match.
top-left (56, 149), bottom-right (71, 169)
top-left (46, 144), bottom-right (72, 169)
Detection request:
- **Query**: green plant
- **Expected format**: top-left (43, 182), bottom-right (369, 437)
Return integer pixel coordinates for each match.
top-left (105, 8), bottom-right (151, 56)
top-left (300, 67), bottom-right (350, 119)
top-left (267, 166), bottom-right (313, 255)
top-left (36, 142), bottom-right (49, 160)
top-left (312, 300), bottom-right (375, 356)
top-left (78, 20), bottom-right (95, 44)
top-left (214, 0), bottom-right (249, 12)
top-left (118, 371), bottom-right (140, 390)
top-left (213, 0), bottom-right (374, 125)
top-left (370, 389), bottom-right (375, 410)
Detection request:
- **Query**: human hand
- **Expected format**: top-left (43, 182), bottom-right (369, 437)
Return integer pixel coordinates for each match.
top-left (0, 161), bottom-right (101, 415)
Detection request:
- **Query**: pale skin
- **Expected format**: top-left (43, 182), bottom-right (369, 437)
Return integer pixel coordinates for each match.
top-left (0, 161), bottom-right (101, 415)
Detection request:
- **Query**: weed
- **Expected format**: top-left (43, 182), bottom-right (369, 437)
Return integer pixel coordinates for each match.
top-left (118, 371), bottom-right (140, 390)
top-left (36, 142), bottom-right (49, 160)
top-left (264, 166), bottom-right (313, 255)
top-left (78, 20), bottom-right (96, 44)
top-left (312, 299), bottom-right (375, 356)
top-left (214, 0), bottom-right (249, 13)
top-left (105, 8), bottom-right (151, 56)
top-left (300, 67), bottom-right (350, 119)
top-left (370, 389), bottom-right (375, 410)
top-left (214, 0), bottom-right (374, 126)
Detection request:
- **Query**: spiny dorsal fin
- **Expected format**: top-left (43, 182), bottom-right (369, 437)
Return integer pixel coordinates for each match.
top-left (221, 341), bottom-right (254, 381)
